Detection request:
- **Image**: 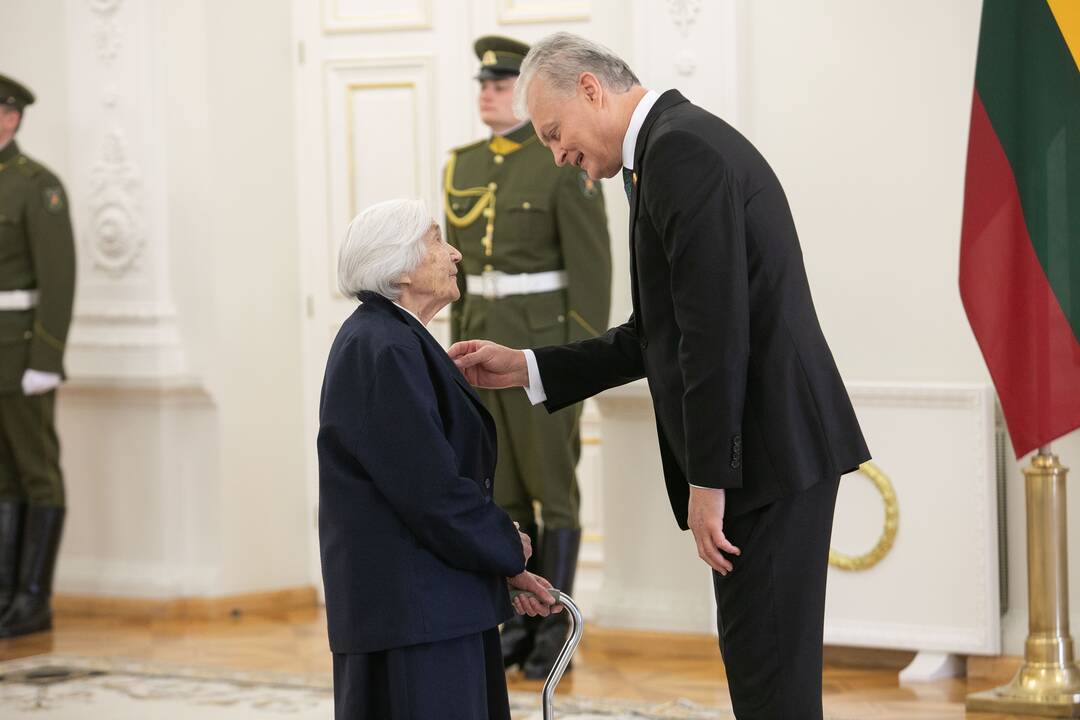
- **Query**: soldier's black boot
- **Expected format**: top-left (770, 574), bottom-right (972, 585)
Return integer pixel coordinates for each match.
top-left (0, 503), bottom-right (24, 617)
top-left (0, 505), bottom-right (64, 638)
top-left (522, 527), bottom-right (580, 680)
top-left (501, 522), bottom-right (540, 668)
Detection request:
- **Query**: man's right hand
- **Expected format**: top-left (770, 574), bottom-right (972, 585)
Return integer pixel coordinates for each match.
top-left (448, 340), bottom-right (529, 389)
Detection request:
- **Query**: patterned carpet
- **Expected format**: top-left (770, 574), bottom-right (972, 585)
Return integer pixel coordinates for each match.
top-left (0, 654), bottom-right (729, 719)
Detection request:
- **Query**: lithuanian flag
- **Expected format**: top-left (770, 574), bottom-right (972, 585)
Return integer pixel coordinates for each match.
top-left (960, 0), bottom-right (1080, 457)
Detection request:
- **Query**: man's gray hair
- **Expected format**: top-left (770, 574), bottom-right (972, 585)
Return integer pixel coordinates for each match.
top-left (337, 198), bottom-right (432, 301)
top-left (514, 32), bottom-right (639, 119)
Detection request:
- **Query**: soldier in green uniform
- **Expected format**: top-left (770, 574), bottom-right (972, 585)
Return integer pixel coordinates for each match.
top-left (444, 36), bottom-right (612, 678)
top-left (0, 74), bottom-right (76, 638)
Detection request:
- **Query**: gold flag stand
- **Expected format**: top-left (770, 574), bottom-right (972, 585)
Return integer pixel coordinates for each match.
top-left (968, 447), bottom-right (1080, 717)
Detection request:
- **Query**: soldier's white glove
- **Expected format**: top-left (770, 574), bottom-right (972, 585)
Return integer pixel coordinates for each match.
top-left (21, 369), bottom-right (61, 396)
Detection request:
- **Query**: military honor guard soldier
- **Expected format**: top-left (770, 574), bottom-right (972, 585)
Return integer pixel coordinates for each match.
top-left (0, 74), bottom-right (76, 638)
top-left (443, 36), bottom-right (612, 678)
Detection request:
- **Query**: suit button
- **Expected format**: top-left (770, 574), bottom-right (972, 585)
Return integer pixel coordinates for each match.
top-left (640, 338), bottom-right (648, 349)
top-left (484, 478), bottom-right (492, 489)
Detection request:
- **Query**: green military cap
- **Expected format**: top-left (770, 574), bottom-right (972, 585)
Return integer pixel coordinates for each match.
top-left (474, 35), bottom-right (530, 81)
top-left (0, 74), bottom-right (35, 111)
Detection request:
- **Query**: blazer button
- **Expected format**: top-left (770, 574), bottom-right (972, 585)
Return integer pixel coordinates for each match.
top-left (640, 337), bottom-right (649, 349)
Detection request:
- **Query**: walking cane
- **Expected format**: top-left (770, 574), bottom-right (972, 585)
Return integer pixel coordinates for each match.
top-left (510, 589), bottom-right (584, 720)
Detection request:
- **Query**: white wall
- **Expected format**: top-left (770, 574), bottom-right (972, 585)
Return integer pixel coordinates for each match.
top-left (735, 0), bottom-right (1080, 655)
top-left (5, 0), bottom-right (1079, 657)
top-left (0, 0), bottom-right (310, 599)
top-left (0, 0), bottom-right (70, 180)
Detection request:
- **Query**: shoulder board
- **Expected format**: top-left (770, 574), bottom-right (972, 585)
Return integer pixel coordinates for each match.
top-left (14, 155), bottom-right (45, 179)
top-left (448, 138), bottom-right (487, 156)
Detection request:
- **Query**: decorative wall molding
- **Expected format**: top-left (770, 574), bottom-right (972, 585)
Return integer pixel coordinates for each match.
top-left (827, 382), bottom-right (1000, 655)
top-left (88, 129), bottom-right (145, 276)
top-left (497, 0), bottom-right (590, 25)
top-left (87, 0), bottom-right (122, 15)
top-left (321, 0), bottom-right (433, 34)
top-left (592, 379), bottom-right (1000, 654)
top-left (633, 0), bottom-right (739, 123)
top-left (67, 0), bottom-right (188, 381)
top-left (666, 0), bottom-right (702, 37)
top-left (323, 55), bottom-right (436, 299)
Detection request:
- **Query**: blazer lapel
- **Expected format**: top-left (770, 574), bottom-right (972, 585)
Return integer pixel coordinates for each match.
top-left (357, 292), bottom-right (497, 439)
top-left (628, 89), bottom-right (689, 234)
top-left (627, 90), bottom-right (690, 337)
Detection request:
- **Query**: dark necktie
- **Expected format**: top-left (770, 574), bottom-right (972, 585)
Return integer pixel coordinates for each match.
top-left (622, 166), bottom-right (633, 203)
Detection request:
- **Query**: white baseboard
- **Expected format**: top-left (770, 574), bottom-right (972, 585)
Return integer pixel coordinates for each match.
top-left (56, 556), bottom-right (222, 599)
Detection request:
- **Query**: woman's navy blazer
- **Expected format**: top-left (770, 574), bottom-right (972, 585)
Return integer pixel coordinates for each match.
top-left (318, 291), bottom-right (525, 654)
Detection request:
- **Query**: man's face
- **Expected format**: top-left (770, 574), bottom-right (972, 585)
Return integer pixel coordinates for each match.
top-left (478, 77), bottom-right (518, 130)
top-left (0, 107), bottom-right (20, 145)
top-left (529, 74), bottom-right (621, 180)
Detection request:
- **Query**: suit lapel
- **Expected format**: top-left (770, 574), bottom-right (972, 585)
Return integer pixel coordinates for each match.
top-left (628, 89), bottom-right (689, 235)
top-left (627, 90), bottom-right (690, 332)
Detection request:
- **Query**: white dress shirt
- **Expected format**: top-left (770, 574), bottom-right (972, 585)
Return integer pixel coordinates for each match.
top-left (522, 89), bottom-right (661, 406)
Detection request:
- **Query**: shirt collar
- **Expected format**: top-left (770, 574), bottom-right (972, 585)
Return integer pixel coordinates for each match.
top-left (622, 89), bottom-right (660, 172)
top-left (392, 301), bottom-right (424, 326)
top-left (495, 119), bottom-right (530, 138)
top-left (0, 140), bottom-right (18, 164)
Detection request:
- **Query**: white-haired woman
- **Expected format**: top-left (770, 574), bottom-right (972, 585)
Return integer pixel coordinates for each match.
top-left (318, 198), bottom-right (559, 720)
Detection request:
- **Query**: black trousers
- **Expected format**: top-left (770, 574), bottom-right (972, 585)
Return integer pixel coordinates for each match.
top-left (332, 627), bottom-right (509, 720)
top-left (713, 475), bottom-right (840, 720)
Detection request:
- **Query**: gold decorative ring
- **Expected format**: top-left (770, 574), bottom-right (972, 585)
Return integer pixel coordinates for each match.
top-left (828, 462), bottom-right (899, 572)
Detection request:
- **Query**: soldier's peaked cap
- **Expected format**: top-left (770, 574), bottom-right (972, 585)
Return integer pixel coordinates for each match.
top-left (474, 36), bottom-right (530, 81)
top-left (0, 74), bottom-right (35, 110)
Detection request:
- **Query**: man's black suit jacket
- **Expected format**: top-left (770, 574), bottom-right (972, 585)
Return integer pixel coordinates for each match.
top-left (318, 291), bottom-right (524, 654)
top-left (534, 90), bottom-right (870, 526)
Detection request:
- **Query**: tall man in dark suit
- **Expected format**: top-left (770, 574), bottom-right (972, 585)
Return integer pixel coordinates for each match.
top-left (450, 32), bottom-right (870, 719)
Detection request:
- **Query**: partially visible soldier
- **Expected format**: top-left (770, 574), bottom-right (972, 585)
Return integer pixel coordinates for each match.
top-left (443, 37), bottom-right (611, 678)
top-left (0, 74), bottom-right (76, 638)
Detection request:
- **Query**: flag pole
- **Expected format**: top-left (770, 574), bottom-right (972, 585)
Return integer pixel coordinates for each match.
top-left (968, 446), bottom-right (1080, 715)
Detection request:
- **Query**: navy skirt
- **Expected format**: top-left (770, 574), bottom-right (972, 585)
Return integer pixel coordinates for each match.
top-left (332, 627), bottom-right (510, 720)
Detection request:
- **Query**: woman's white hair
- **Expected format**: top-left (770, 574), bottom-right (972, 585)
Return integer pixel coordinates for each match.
top-left (514, 32), bottom-right (640, 119)
top-left (337, 198), bottom-right (433, 301)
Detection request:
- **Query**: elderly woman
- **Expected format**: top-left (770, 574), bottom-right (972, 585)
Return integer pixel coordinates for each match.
top-left (318, 198), bottom-right (558, 720)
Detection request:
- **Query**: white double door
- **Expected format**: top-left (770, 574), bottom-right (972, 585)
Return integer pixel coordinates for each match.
top-left (292, 0), bottom-right (632, 597)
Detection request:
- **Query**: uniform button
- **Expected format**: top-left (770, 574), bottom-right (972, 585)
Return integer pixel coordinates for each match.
top-left (484, 478), bottom-right (492, 489)
top-left (23, 331), bottom-right (32, 340)
top-left (557, 314), bottom-right (565, 323)
top-left (640, 338), bottom-right (649, 349)
top-left (522, 201), bottom-right (531, 210)
top-left (488, 182), bottom-right (497, 191)
top-left (493, 155), bottom-right (504, 164)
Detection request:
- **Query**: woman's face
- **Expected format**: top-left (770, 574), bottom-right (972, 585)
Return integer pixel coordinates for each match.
top-left (402, 223), bottom-right (461, 310)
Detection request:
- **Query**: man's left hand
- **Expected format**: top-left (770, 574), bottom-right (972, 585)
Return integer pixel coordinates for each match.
top-left (687, 486), bottom-right (741, 575)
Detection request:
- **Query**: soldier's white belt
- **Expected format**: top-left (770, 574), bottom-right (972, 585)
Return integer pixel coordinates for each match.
top-left (0, 290), bottom-right (38, 311)
top-left (467, 270), bottom-right (568, 300)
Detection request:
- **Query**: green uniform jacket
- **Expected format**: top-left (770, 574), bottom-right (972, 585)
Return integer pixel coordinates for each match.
top-left (0, 141), bottom-right (76, 393)
top-left (444, 123), bottom-right (611, 349)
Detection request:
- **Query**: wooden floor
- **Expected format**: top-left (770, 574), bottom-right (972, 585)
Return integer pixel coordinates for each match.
top-left (0, 606), bottom-right (1034, 719)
